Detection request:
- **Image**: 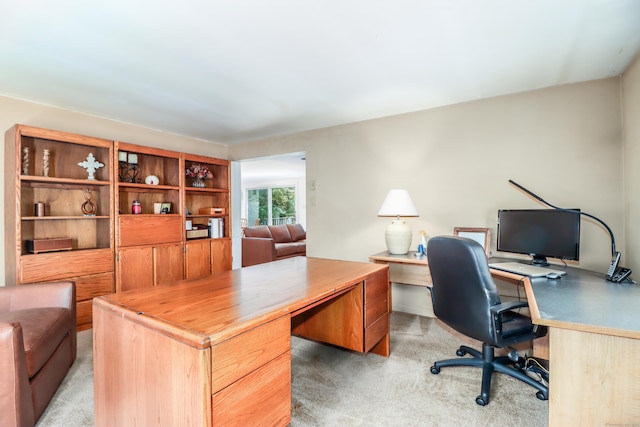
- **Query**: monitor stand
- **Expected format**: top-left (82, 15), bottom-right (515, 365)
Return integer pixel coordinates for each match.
top-left (530, 255), bottom-right (549, 266)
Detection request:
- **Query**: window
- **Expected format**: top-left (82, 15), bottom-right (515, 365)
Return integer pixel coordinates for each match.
top-left (247, 186), bottom-right (296, 226)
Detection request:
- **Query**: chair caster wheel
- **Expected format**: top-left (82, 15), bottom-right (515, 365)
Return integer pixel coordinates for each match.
top-left (475, 396), bottom-right (487, 406)
top-left (456, 349), bottom-right (466, 357)
top-left (430, 365), bottom-right (440, 374)
top-left (536, 391), bottom-right (548, 401)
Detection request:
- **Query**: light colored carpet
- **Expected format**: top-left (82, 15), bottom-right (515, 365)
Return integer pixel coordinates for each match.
top-left (37, 312), bottom-right (548, 426)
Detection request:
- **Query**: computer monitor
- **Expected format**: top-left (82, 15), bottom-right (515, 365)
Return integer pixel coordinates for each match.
top-left (496, 209), bottom-right (581, 265)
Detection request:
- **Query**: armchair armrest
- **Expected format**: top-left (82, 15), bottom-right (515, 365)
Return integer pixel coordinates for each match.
top-left (242, 237), bottom-right (277, 267)
top-left (0, 322), bottom-right (35, 427)
top-left (1, 282), bottom-right (77, 361)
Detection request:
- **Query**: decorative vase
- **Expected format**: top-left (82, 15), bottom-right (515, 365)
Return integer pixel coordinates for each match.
top-left (43, 149), bottom-right (50, 177)
top-left (22, 147), bottom-right (29, 175)
top-left (192, 178), bottom-right (206, 188)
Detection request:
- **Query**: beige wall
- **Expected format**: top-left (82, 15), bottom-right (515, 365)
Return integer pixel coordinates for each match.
top-left (0, 95), bottom-right (227, 283)
top-left (229, 77), bottom-right (625, 275)
top-left (623, 54), bottom-right (640, 273)
top-left (1, 75), bottom-right (634, 287)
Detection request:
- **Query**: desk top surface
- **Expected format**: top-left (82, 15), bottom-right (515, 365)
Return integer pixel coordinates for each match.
top-left (369, 251), bottom-right (428, 265)
top-left (94, 257), bottom-right (388, 348)
top-left (490, 260), bottom-right (640, 339)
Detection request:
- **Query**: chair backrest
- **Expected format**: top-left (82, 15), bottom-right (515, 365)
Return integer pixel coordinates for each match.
top-left (426, 235), bottom-right (502, 344)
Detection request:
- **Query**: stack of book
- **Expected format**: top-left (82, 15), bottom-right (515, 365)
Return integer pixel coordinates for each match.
top-left (208, 218), bottom-right (224, 238)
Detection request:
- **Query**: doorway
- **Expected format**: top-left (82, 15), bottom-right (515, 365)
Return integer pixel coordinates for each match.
top-left (240, 152), bottom-right (307, 230)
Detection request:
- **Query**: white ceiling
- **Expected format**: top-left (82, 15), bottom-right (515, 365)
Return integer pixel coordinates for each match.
top-left (241, 152), bottom-right (306, 182)
top-left (1, 1), bottom-right (639, 145)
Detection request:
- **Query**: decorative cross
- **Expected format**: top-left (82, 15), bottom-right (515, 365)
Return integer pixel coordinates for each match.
top-left (78, 153), bottom-right (104, 180)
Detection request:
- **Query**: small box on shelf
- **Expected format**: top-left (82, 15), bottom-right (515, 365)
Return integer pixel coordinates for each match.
top-left (186, 227), bottom-right (209, 239)
top-left (198, 207), bottom-right (225, 215)
top-left (26, 238), bottom-right (73, 254)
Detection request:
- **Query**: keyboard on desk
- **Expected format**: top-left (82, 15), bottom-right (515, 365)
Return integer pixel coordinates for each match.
top-left (488, 262), bottom-right (566, 277)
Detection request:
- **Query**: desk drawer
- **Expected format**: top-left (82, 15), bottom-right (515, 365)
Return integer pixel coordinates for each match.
top-left (212, 351), bottom-right (291, 426)
top-left (365, 269), bottom-right (389, 327)
top-left (365, 312), bottom-right (389, 352)
top-left (211, 315), bottom-right (290, 394)
top-left (388, 263), bottom-right (431, 287)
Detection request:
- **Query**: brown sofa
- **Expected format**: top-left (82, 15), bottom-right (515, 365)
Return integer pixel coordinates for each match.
top-left (242, 224), bottom-right (306, 267)
top-left (0, 281), bottom-right (77, 427)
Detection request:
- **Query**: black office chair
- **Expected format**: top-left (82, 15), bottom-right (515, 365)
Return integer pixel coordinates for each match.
top-left (426, 235), bottom-right (548, 406)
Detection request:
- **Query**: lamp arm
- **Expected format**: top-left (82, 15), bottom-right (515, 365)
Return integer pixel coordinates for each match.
top-left (508, 180), bottom-right (616, 256)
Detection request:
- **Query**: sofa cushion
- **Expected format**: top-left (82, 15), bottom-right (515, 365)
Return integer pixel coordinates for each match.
top-left (243, 225), bottom-right (272, 239)
top-left (275, 242), bottom-right (299, 258)
top-left (286, 224), bottom-right (306, 242)
top-left (0, 307), bottom-right (72, 378)
top-left (293, 241), bottom-right (307, 254)
top-left (269, 225), bottom-right (292, 243)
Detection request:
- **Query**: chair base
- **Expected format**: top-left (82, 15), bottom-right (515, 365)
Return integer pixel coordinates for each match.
top-left (430, 344), bottom-right (549, 406)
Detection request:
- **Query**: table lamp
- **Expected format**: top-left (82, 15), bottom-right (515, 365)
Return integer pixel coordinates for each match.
top-left (377, 189), bottom-right (419, 255)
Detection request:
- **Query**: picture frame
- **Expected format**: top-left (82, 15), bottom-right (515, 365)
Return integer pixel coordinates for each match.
top-left (160, 202), bottom-right (171, 214)
top-left (453, 227), bottom-right (491, 258)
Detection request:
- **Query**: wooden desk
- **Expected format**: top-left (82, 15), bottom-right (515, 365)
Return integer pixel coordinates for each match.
top-left (369, 251), bottom-right (526, 317)
top-left (92, 257), bottom-right (390, 426)
top-left (369, 251), bottom-right (434, 317)
top-left (490, 266), bottom-right (640, 426)
top-left (369, 251), bottom-right (430, 287)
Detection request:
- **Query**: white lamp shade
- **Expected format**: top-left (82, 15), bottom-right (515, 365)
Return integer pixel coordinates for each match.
top-left (377, 189), bottom-right (419, 217)
top-left (378, 189), bottom-right (419, 255)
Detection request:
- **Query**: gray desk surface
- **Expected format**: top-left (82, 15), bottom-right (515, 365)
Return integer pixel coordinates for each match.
top-left (491, 258), bottom-right (640, 339)
top-left (529, 268), bottom-right (640, 337)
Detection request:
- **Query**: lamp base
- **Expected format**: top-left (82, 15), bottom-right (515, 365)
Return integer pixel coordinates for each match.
top-left (385, 219), bottom-right (412, 255)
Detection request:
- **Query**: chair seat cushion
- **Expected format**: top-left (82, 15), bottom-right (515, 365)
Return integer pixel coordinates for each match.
top-left (0, 307), bottom-right (72, 377)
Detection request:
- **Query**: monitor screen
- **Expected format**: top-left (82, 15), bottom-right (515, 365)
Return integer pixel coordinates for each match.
top-left (497, 209), bottom-right (581, 265)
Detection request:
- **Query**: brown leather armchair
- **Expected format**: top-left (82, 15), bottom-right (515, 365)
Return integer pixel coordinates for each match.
top-left (0, 281), bottom-right (77, 427)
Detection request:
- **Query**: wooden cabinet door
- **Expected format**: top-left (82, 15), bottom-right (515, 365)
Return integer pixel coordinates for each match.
top-left (155, 244), bottom-right (184, 285)
top-left (185, 240), bottom-right (211, 280)
top-left (117, 247), bottom-right (154, 292)
top-left (211, 238), bottom-right (232, 274)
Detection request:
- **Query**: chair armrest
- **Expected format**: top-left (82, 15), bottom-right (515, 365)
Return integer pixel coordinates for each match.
top-left (0, 322), bottom-right (35, 427)
top-left (490, 300), bottom-right (531, 337)
top-left (490, 300), bottom-right (528, 316)
top-left (4, 281), bottom-right (75, 312)
top-left (242, 237), bottom-right (277, 267)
